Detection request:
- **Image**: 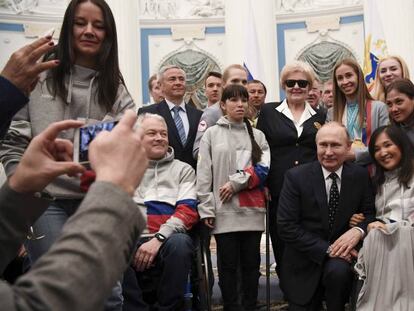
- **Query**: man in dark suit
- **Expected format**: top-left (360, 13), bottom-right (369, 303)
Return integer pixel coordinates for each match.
top-left (138, 65), bottom-right (202, 169)
top-left (277, 121), bottom-right (375, 311)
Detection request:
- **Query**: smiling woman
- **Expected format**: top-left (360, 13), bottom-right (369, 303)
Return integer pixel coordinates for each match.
top-left (256, 60), bottom-right (326, 279)
top-left (328, 58), bottom-right (389, 165)
top-left (0, 1), bottom-right (135, 309)
top-left (72, 1), bottom-right (106, 67)
top-left (385, 78), bottom-right (414, 145)
top-left (371, 55), bottom-right (411, 102)
top-left (353, 125), bottom-right (414, 310)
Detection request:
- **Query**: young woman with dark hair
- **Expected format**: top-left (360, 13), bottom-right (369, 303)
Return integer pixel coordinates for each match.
top-left (197, 84), bottom-right (270, 311)
top-left (368, 125), bottom-right (414, 225)
top-left (385, 78), bottom-right (414, 145)
top-left (0, 1), bottom-right (134, 308)
top-left (351, 125), bottom-right (414, 310)
top-left (328, 58), bottom-right (389, 165)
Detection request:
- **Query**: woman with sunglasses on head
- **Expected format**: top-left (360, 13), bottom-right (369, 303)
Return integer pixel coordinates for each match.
top-left (328, 58), bottom-right (389, 165)
top-left (0, 1), bottom-right (134, 309)
top-left (351, 125), bottom-right (414, 310)
top-left (197, 84), bottom-right (270, 311)
top-left (384, 78), bottom-right (414, 145)
top-left (256, 60), bottom-right (325, 279)
top-left (372, 55), bottom-right (410, 102)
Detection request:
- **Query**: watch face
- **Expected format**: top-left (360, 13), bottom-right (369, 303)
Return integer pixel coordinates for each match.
top-left (155, 233), bottom-right (166, 242)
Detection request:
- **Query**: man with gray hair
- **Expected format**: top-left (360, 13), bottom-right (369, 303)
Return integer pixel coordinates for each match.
top-left (122, 113), bottom-right (199, 310)
top-left (138, 65), bottom-right (202, 169)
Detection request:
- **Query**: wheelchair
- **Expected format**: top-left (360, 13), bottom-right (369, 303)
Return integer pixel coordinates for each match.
top-left (122, 223), bottom-right (212, 311)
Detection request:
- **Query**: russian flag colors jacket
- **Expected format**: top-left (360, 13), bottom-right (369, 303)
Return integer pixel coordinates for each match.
top-left (133, 147), bottom-right (199, 238)
top-left (196, 116), bottom-right (270, 235)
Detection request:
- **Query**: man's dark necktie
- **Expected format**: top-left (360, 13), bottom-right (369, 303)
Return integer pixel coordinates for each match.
top-left (172, 106), bottom-right (186, 145)
top-left (328, 172), bottom-right (339, 232)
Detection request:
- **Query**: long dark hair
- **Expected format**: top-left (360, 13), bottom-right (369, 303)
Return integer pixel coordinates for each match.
top-left (368, 125), bottom-right (414, 191)
top-left (332, 58), bottom-right (373, 128)
top-left (221, 84), bottom-right (263, 165)
top-left (385, 78), bottom-right (414, 125)
top-left (47, 0), bottom-right (124, 112)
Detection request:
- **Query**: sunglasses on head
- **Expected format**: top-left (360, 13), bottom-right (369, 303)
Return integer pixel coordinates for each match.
top-left (285, 79), bottom-right (309, 88)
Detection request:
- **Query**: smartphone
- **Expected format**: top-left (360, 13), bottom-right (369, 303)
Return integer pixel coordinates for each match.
top-left (73, 120), bottom-right (119, 166)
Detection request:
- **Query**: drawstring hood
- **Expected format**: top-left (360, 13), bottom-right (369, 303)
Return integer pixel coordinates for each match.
top-left (66, 72), bottom-right (73, 105)
top-left (65, 65), bottom-right (99, 122)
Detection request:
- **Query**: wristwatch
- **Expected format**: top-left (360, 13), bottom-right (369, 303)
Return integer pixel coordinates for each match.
top-left (154, 233), bottom-right (166, 243)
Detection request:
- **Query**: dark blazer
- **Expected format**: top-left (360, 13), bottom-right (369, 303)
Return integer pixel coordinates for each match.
top-left (277, 161), bottom-right (375, 305)
top-left (256, 102), bottom-right (326, 199)
top-left (138, 100), bottom-right (202, 169)
top-left (0, 76), bottom-right (28, 139)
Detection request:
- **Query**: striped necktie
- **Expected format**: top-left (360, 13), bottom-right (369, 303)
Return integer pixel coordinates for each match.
top-left (172, 106), bottom-right (186, 145)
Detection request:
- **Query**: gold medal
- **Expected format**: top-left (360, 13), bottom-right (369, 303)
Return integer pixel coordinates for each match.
top-left (352, 138), bottom-right (365, 149)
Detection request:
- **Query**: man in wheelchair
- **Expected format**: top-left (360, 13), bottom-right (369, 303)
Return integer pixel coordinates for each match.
top-left (123, 113), bottom-right (199, 310)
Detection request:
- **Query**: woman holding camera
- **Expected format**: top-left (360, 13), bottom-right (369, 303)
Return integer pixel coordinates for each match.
top-left (0, 1), bottom-right (133, 308)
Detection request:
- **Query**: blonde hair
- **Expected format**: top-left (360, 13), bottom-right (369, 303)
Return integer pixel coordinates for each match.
top-left (280, 60), bottom-right (315, 90)
top-left (222, 64), bottom-right (248, 85)
top-left (372, 55), bottom-right (410, 102)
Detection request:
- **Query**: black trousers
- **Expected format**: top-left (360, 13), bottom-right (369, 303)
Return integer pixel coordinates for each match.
top-left (288, 258), bottom-right (353, 311)
top-left (269, 197), bottom-right (285, 278)
top-left (215, 231), bottom-right (262, 311)
top-left (122, 233), bottom-right (193, 311)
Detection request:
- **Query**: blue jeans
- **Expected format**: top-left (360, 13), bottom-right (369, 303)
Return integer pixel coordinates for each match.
top-left (26, 199), bottom-right (123, 311)
top-left (122, 233), bottom-right (194, 311)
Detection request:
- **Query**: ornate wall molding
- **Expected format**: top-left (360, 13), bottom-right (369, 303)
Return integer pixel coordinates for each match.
top-left (0, 0), bottom-right (67, 15)
top-left (276, 0), bottom-right (362, 14)
top-left (139, 0), bottom-right (224, 20)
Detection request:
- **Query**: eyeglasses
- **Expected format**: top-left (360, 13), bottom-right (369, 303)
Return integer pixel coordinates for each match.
top-left (285, 79), bottom-right (309, 88)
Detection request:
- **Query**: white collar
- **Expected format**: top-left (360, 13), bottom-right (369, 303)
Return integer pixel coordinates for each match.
top-left (276, 99), bottom-right (316, 126)
top-left (166, 99), bottom-right (186, 112)
top-left (276, 99), bottom-right (316, 116)
top-left (321, 165), bottom-right (343, 181)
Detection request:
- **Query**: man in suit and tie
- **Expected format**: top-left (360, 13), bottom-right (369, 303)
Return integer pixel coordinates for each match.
top-left (277, 121), bottom-right (375, 311)
top-left (138, 65), bottom-right (202, 169)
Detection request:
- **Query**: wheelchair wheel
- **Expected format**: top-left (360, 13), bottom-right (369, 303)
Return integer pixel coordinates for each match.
top-left (194, 239), bottom-right (212, 311)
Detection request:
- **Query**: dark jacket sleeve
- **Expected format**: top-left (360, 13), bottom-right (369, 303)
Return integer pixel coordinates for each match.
top-left (356, 167), bottom-right (376, 233)
top-left (0, 76), bottom-right (28, 139)
top-left (0, 181), bottom-right (146, 311)
top-left (0, 183), bottom-right (49, 273)
top-left (277, 169), bottom-right (330, 265)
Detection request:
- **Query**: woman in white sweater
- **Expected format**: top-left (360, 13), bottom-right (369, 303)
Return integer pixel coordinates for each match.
top-left (197, 84), bottom-right (270, 311)
top-left (368, 125), bottom-right (414, 227)
top-left (352, 125), bottom-right (414, 310)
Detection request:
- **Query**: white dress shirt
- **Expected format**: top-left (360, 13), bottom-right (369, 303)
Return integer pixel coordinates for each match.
top-left (322, 165), bottom-right (365, 236)
top-left (276, 99), bottom-right (316, 137)
top-left (321, 165), bottom-right (343, 202)
top-left (166, 99), bottom-right (189, 137)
